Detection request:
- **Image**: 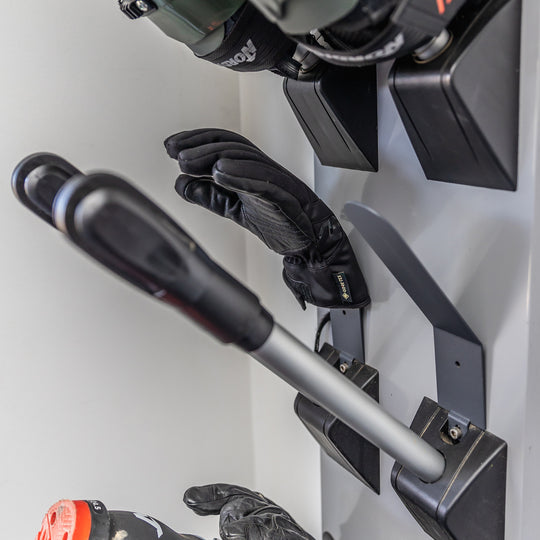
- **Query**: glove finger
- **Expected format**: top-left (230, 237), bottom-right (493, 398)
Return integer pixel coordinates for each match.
top-left (164, 129), bottom-right (259, 160)
top-left (177, 142), bottom-right (274, 177)
top-left (214, 158), bottom-right (315, 206)
top-left (176, 170), bottom-right (314, 253)
top-left (213, 159), bottom-right (317, 241)
top-left (183, 484), bottom-right (262, 517)
top-left (174, 175), bottom-right (242, 221)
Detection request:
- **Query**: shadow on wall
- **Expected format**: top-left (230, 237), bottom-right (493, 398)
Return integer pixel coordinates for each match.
top-left (320, 151), bottom-right (528, 343)
top-left (322, 454), bottom-right (420, 540)
top-left (452, 217), bottom-right (529, 406)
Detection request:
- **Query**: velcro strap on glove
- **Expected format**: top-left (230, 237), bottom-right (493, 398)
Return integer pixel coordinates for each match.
top-left (198, 3), bottom-right (299, 77)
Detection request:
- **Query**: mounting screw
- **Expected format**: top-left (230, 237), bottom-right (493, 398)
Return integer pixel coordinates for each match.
top-left (135, 0), bottom-right (150, 12)
top-left (339, 363), bottom-right (349, 374)
top-left (449, 426), bottom-right (462, 441)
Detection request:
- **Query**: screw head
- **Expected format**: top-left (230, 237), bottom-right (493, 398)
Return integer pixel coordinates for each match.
top-left (449, 426), bottom-right (462, 441)
top-left (135, 0), bottom-right (150, 12)
top-left (339, 363), bottom-right (349, 374)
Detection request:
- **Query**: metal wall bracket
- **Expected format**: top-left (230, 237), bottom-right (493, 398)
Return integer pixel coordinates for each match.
top-left (330, 307), bottom-right (365, 363)
top-left (345, 202), bottom-right (507, 539)
top-left (345, 202), bottom-right (486, 429)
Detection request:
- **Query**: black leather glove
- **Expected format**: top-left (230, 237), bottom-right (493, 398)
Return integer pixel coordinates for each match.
top-left (184, 483), bottom-right (315, 540)
top-left (165, 129), bottom-right (370, 310)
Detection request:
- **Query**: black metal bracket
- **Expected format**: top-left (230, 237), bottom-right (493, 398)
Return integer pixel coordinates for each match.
top-left (295, 260), bottom-right (381, 492)
top-left (345, 203), bottom-right (508, 539)
top-left (345, 201), bottom-right (486, 430)
top-left (330, 307), bottom-right (365, 364)
top-left (294, 342), bottom-right (380, 494)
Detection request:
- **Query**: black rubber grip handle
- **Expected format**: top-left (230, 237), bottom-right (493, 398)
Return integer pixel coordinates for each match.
top-left (11, 153), bottom-right (82, 226)
top-left (53, 173), bottom-right (273, 351)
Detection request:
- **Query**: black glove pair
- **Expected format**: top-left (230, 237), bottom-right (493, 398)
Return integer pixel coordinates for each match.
top-left (165, 129), bottom-right (370, 310)
top-left (184, 483), bottom-right (315, 540)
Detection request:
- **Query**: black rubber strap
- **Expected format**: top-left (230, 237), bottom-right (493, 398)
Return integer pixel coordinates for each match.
top-left (199, 3), bottom-right (299, 77)
top-left (292, 0), bottom-right (468, 67)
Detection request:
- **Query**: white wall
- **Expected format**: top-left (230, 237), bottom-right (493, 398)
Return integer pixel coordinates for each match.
top-left (0, 2), bottom-right (254, 539)
top-left (239, 72), bottom-right (322, 537)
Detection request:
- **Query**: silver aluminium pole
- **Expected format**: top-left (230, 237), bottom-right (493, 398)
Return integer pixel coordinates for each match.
top-left (252, 324), bottom-right (446, 483)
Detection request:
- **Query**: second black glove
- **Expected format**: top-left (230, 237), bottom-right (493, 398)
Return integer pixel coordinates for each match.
top-left (184, 483), bottom-right (315, 540)
top-left (164, 128), bottom-right (370, 310)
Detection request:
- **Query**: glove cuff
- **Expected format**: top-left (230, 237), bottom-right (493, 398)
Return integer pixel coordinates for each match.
top-left (198, 3), bottom-right (300, 77)
top-left (282, 236), bottom-right (371, 309)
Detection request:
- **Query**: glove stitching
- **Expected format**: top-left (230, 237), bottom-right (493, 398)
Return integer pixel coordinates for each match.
top-left (239, 197), bottom-right (313, 252)
top-left (305, 235), bottom-right (348, 271)
top-left (212, 162), bottom-right (317, 243)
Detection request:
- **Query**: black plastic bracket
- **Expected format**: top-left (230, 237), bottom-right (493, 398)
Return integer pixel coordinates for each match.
top-left (283, 64), bottom-right (378, 172)
top-left (294, 343), bottom-right (380, 493)
top-left (295, 269), bottom-right (380, 491)
top-left (392, 397), bottom-right (507, 540)
top-left (389, 0), bottom-right (522, 190)
top-left (345, 202), bottom-right (486, 429)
